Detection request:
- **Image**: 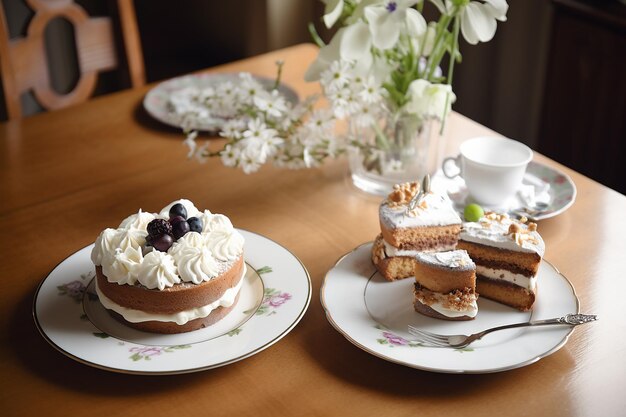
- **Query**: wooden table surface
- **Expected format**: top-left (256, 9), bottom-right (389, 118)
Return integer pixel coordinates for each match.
top-left (1, 43), bottom-right (625, 417)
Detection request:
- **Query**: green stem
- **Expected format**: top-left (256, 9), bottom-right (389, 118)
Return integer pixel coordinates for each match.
top-left (440, 15), bottom-right (461, 134)
top-left (425, 13), bottom-right (453, 80)
top-left (273, 60), bottom-right (284, 90)
top-left (447, 15), bottom-right (461, 88)
top-left (308, 22), bottom-right (325, 48)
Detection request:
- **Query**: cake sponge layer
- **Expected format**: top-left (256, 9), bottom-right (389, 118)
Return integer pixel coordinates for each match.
top-left (457, 240), bottom-right (540, 276)
top-left (108, 292), bottom-right (241, 334)
top-left (414, 257), bottom-right (476, 293)
top-left (381, 223), bottom-right (460, 249)
top-left (96, 255), bottom-right (244, 314)
top-left (476, 276), bottom-right (536, 311)
top-left (371, 235), bottom-right (415, 281)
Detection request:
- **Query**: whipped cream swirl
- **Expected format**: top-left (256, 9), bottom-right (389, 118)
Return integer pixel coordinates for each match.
top-left (92, 200), bottom-right (244, 289)
top-left (101, 246), bottom-right (143, 285)
top-left (137, 250), bottom-right (180, 290)
top-left (118, 209), bottom-right (157, 231)
top-left (177, 246), bottom-right (220, 284)
top-left (91, 228), bottom-right (120, 265)
top-left (205, 229), bottom-right (245, 261)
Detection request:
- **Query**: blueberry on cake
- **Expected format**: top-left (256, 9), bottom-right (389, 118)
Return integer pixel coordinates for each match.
top-left (91, 199), bottom-right (245, 334)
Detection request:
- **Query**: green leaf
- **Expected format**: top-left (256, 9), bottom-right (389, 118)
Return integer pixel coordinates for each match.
top-left (227, 328), bottom-right (243, 337)
top-left (256, 266), bottom-right (273, 275)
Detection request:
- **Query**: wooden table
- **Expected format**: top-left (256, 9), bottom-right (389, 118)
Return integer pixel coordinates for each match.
top-left (1, 44), bottom-right (625, 417)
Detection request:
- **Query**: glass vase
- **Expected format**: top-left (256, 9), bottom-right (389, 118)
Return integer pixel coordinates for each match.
top-left (348, 112), bottom-right (443, 196)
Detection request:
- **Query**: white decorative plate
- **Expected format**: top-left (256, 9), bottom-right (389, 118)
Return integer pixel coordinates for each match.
top-left (33, 230), bottom-right (311, 375)
top-left (321, 243), bottom-right (580, 374)
top-left (434, 161), bottom-right (577, 221)
top-left (143, 73), bottom-right (299, 131)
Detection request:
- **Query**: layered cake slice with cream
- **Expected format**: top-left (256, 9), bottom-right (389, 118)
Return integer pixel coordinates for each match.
top-left (456, 212), bottom-right (544, 311)
top-left (413, 250), bottom-right (478, 320)
top-left (372, 180), bottom-right (462, 281)
top-left (91, 199), bottom-right (246, 334)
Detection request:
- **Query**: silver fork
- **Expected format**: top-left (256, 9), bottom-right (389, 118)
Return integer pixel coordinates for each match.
top-left (407, 313), bottom-right (597, 349)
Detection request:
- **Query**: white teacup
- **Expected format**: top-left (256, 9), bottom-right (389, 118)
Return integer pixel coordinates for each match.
top-left (442, 136), bottom-right (533, 206)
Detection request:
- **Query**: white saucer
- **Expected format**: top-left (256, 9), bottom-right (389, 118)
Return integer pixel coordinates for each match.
top-left (321, 242), bottom-right (580, 374)
top-left (33, 230), bottom-right (311, 375)
top-left (433, 161), bottom-right (577, 221)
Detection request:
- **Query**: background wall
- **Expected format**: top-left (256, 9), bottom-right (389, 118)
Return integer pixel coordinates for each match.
top-left (1, 0), bottom-right (624, 193)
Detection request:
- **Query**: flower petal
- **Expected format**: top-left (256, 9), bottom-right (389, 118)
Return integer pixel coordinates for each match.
top-left (304, 28), bottom-right (345, 81)
top-left (340, 21), bottom-right (372, 61)
top-left (405, 8), bottom-right (427, 37)
top-left (461, 3), bottom-right (497, 45)
top-left (323, 0), bottom-right (344, 28)
top-left (483, 0), bottom-right (509, 21)
top-left (365, 6), bottom-right (401, 50)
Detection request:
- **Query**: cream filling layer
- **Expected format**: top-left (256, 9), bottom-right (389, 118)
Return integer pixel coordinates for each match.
top-left (415, 291), bottom-right (479, 318)
top-left (96, 265), bottom-right (246, 325)
top-left (383, 240), bottom-right (420, 257)
top-left (382, 240), bottom-right (455, 257)
top-left (476, 265), bottom-right (536, 291)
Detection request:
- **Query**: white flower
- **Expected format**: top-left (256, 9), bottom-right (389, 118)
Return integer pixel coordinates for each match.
top-left (459, 0), bottom-right (508, 44)
top-left (239, 150), bottom-right (262, 174)
top-left (305, 23), bottom-right (373, 81)
top-left (238, 72), bottom-right (265, 104)
top-left (220, 144), bottom-right (241, 167)
top-left (338, 20), bottom-right (373, 68)
top-left (239, 118), bottom-right (283, 164)
top-left (254, 89), bottom-right (288, 119)
top-left (358, 75), bottom-right (384, 104)
top-left (364, 0), bottom-right (426, 50)
top-left (432, 0), bottom-right (508, 45)
top-left (307, 109), bottom-right (335, 135)
top-left (193, 142), bottom-right (209, 163)
top-left (352, 103), bottom-right (379, 128)
top-left (405, 79), bottom-right (456, 120)
top-left (220, 119), bottom-right (246, 140)
top-left (305, 27), bottom-right (345, 82)
top-left (326, 87), bottom-right (352, 118)
top-left (321, 60), bottom-right (353, 93)
top-left (183, 131), bottom-right (198, 159)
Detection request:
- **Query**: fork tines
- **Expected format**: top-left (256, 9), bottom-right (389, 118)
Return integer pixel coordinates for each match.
top-left (407, 325), bottom-right (450, 347)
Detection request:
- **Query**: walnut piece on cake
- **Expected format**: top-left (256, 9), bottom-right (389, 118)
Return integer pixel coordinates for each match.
top-left (386, 181), bottom-right (420, 207)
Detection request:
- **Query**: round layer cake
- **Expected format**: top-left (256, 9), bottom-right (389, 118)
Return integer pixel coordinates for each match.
top-left (90, 199), bottom-right (245, 334)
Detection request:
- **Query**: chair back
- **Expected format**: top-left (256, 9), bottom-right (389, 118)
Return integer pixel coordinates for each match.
top-left (0, 0), bottom-right (145, 119)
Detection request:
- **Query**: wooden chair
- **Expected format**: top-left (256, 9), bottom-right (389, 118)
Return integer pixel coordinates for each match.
top-left (0, 0), bottom-right (145, 119)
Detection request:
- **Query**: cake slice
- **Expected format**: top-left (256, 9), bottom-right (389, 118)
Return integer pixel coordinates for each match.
top-left (456, 212), bottom-right (544, 311)
top-left (413, 250), bottom-right (478, 321)
top-left (372, 181), bottom-right (462, 281)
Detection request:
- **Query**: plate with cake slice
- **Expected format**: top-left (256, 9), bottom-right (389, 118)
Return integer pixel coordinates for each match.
top-left (33, 226), bottom-right (311, 375)
top-left (321, 181), bottom-right (579, 373)
top-left (321, 242), bottom-right (579, 374)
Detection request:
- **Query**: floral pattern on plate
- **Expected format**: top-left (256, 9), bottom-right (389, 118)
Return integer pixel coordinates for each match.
top-left (33, 230), bottom-right (311, 374)
top-left (321, 243), bottom-right (579, 373)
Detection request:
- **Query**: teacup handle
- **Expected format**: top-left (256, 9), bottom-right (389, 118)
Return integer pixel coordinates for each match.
top-left (442, 155), bottom-right (461, 179)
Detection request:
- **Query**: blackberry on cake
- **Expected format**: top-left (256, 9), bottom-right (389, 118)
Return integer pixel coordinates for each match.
top-left (456, 212), bottom-right (544, 311)
top-left (372, 180), bottom-right (462, 281)
top-left (91, 199), bottom-right (245, 334)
